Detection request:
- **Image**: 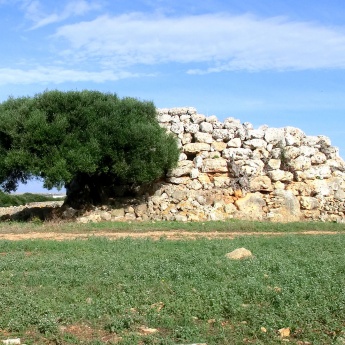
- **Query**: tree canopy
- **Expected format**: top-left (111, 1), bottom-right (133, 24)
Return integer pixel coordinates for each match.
top-left (0, 90), bottom-right (179, 206)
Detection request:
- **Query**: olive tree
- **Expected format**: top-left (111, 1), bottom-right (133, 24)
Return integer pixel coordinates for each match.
top-left (0, 90), bottom-right (179, 207)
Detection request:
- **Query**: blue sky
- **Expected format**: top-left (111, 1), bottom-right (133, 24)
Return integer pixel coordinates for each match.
top-left (1, 0), bottom-right (345, 193)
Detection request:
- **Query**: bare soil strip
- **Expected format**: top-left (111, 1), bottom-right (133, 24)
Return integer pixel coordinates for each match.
top-left (0, 230), bottom-right (341, 241)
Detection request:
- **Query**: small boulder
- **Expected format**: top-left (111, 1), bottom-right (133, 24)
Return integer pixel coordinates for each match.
top-left (225, 248), bottom-right (253, 260)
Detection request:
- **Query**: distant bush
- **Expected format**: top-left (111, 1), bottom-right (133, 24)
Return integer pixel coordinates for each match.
top-left (0, 191), bottom-right (64, 207)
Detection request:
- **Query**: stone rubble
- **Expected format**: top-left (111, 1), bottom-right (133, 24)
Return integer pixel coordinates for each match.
top-left (73, 107), bottom-right (345, 223)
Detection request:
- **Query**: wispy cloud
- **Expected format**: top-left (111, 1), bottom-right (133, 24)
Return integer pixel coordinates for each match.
top-left (55, 12), bottom-right (345, 73)
top-left (0, 66), bottom-right (142, 84)
top-left (18, 0), bottom-right (102, 29)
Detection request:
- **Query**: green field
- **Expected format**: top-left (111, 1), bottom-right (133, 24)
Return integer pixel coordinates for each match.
top-left (0, 231), bottom-right (344, 344)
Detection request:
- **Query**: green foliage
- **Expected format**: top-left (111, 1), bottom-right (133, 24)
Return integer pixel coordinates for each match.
top-left (0, 235), bottom-right (344, 344)
top-left (0, 191), bottom-right (63, 207)
top-left (0, 90), bottom-right (179, 194)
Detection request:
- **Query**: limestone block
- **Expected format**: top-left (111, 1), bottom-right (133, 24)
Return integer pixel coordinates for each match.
top-left (310, 180), bottom-right (332, 196)
top-left (334, 189), bottom-right (345, 200)
top-left (264, 128), bottom-right (286, 145)
top-left (241, 159), bottom-right (265, 177)
top-left (178, 153), bottom-right (188, 161)
top-left (167, 160), bottom-right (194, 177)
top-left (250, 176), bottom-right (273, 192)
top-left (213, 174), bottom-right (231, 187)
top-left (194, 132), bottom-right (213, 143)
top-left (224, 117), bottom-right (241, 126)
top-left (171, 189), bottom-right (187, 202)
top-left (299, 146), bottom-right (318, 157)
top-left (190, 168), bottom-right (199, 179)
top-left (199, 121), bottom-right (214, 133)
top-left (171, 115), bottom-right (180, 123)
top-left (212, 120), bottom-right (224, 129)
top-left (184, 143), bottom-right (211, 154)
top-left (194, 155), bottom-right (203, 168)
top-left (267, 159), bottom-right (281, 171)
top-left (252, 148), bottom-right (270, 160)
top-left (170, 122), bottom-right (184, 135)
top-left (321, 146), bottom-right (339, 159)
top-left (235, 192), bottom-right (266, 219)
top-left (166, 176), bottom-right (190, 184)
top-left (243, 139), bottom-right (267, 150)
top-left (191, 113), bottom-right (206, 123)
top-left (243, 122), bottom-right (254, 130)
top-left (158, 114), bottom-right (172, 123)
top-left (284, 146), bottom-right (301, 159)
top-left (212, 129), bottom-right (232, 141)
top-left (187, 179), bottom-right (203, 190)
top-left (247, 129), bottom-right (265, 139)
top-left (134, 204), bottom-right (148, 217)
top-left (299, 197), bottom-right (320, 210)
top-left (222, 148), bottom-right (252, 160)
top-left (285, 134), bottom-right (300, 147)
top-left (318, 135), bottom-right (332, 147)
top-left (291, 156), bottom-right (312, 171)
top-left (327, 158), bottom-right (345, 172)
top-left (311, 152), bottom-right (327, 165)
top-left (99, 211), bottom-right (112, 221)
top-left (174, 214), bottom-right (188, 222)
top-left (202, 158), bottom-right (228, 173)
top-left (181, 133), bottom-right (192, 144)
top-left (206, 115), bottom-right (218, 123)
top-left (225, 248), bottom-right (253, 260)
top-left (211, 141), bottom-right (227, 151)
top-left (184, 123), bottom-right (200, 133)
top-left (285, 126), bottom-right (305, 146)
top-left (169, 107), bottom-right (186, 115)
top-left (180, 114), bottom-right (191, 123)
top-left (224, 203), bottom-right (237, 214)
top-left (285, 182), bottom-right (312, 196)
top-left (111, 208), bottom-right (125, 218)
top-left (268, 190), bottom-right (301, 222)
top-left (227, 138), bottom-right (242, 148)
top-left (236, 127), bottom-right (247, 140)
top-left (268, 170), bottom-right (294, 182)
top-left (197, 173), bottom-right (212, 185)
top-left (302, 135), bottom-right (319, 146)
top-left (187, 107), bottom-right (197, 115)
top-left (295, 165), bottom-right (332, 180)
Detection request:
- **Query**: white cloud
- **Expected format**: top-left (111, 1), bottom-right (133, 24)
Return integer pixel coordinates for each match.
top-left (18, 0), bottom-right (102, 29)
top-left (54, 12), bottom-right (345, 72)
top-left (0, 66), bottom-right (141, 85)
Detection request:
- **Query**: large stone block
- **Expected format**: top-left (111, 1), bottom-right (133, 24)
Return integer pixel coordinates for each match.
top-left (184, 143), bottom-right (211, 154)
top-left (202, 158), bottom-right (228, 173)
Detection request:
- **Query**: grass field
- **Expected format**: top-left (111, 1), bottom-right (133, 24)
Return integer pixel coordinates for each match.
top-left (0, 218), bottom-right (345, 234)
top-left (0, 228), bottom-right (344, 344)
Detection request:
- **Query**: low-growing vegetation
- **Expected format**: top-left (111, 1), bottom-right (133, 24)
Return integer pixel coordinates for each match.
top-left (0, 217), bottom-right (344, 235)
top-left (0, 191), bottom-right (64, 207)
top-left (0, 234), bottom-right (344, 344)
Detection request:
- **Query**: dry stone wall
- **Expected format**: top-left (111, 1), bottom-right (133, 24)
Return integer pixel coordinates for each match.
top-left (79, 107), bottom-right (345, 223)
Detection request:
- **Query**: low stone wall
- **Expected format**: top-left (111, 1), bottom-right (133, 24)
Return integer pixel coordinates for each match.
top-left (78, 107), bottom-right (345, 223)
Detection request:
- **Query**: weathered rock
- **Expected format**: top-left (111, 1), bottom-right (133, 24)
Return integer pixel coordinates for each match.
top-left (299, 197), bottom-right (320, 210)
top-left (167, 160), bottom-right (194, 177)
top-left (194, 132), bottom-right (213, 143)
top-left (268, 190), bottom-right (301, 222)
top-left (225, 248), bottom-right (253, 260)
top-left (250, 176), bottom-right (273, 192)
top-left (199, 122), bottom-right (213, 133)
top-left (235, 193), bottom-right (266, 219)
top-left (202, 158), bottom-right (228, 173)
top-left (184, 143), bottom-right (211, 154)
top-left (268, 170), bottom-right (294, 182)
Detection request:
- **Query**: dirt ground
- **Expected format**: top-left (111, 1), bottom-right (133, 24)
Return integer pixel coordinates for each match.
top-left (0, 230), bottom-right (340, 241)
